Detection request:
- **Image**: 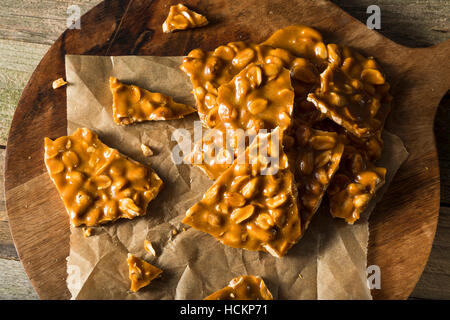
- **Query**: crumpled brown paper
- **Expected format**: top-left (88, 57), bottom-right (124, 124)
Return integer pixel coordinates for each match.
top-left (65, 55), bottom-right (408, 300)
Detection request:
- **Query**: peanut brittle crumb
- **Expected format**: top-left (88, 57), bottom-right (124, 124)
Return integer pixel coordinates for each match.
top-left (141, 144), bottom-right (154, 157)
top-left (204, 275), bottom-right (273, 300)
top-left (144, 239), bottom-right (156, 256)
top-left (83, 227), bottom-right (93, 237)
top-left (162, 4), bottom-right (208, 33)
top-left (52, 78), bottom-right (67, 89)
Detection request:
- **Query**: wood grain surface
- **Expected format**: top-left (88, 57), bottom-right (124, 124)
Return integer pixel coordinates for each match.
top-left (1, 0), bottom-right (449, 300)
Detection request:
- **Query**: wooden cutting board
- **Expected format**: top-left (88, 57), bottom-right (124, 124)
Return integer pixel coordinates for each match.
top-left (5, 0), bottom-right (449, 300)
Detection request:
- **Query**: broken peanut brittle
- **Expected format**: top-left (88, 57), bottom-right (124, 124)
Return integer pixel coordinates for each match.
top-left (185, 62), bottom-right (295, 180)
top-left (327, 142), bottom-right (386, 224)
top-left (180, 42), bottom-right (296, 128)
top-left (262, 25), bottom-right (328, 69)
top-left (44, 128), bottom-right (163, 227)
top-left (287, 121), bottom-right (344, 231)
top-left (216, 63), bottom-right (294, 131)
top-left (307, 44), bottom-right (392, 138)
top-left (127, 254), bottom-right (162, 292)
top-left (109, 77), bottom-right (195, 125)
top-left (204, 275), bottom-right (273, 300)
top-left (162, 4), bottom-right (208, 33)
top-left (183, 129), bottom-right (302, 257)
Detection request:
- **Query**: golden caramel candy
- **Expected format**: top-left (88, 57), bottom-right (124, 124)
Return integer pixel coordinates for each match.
top-left (109, 77), bottom-right (195, 125)
top-left (287, 121), bottom-right (345, 231)
top-left (180, 26), bottom-right (327, 129)
top-left (327, 142), bottom-right (386, 224)
top-left (180, 24), bottom-right (392, 229)
top-left (262, 25), bottom-right (327, 68)
top-left (216, 63), bottom-right (294, 131)
top-left (185, 62), bottom-right (295, 180)
top-left (180, 42), bottom-right (297, 128)
top-left (183, 129), bottom-right (302, 257)
top-left (204, 275), bottom-right (273, 300)
top-left (307, 44), bottom-right (392, 138)
top-left (185, 123), bottom-right (235, 180)
top-left (44, 128), bottom-right (163, 227)
top-left (127, 254), bottom-right (162, 292)
top-left (162, 4), bottom-right (208, 33)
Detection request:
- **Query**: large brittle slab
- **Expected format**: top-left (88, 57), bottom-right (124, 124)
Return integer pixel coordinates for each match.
top-left (110, 77), bottom-right (195, 125)
top-left (44, 128), bottom-right (163, 227)
top-left (183, 129), bottom-right (302, 257)
top-left (162, 3), bottom-right (208, 33)
top-left (204, 275), bottom-right (273, 300)
top-left (307, 44), bottom-right (392, 138)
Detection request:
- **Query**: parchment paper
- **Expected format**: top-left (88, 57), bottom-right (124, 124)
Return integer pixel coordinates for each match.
top-left (65, 55), bottom-right (408, 300)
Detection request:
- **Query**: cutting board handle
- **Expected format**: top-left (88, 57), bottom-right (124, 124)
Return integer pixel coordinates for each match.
top-left (408, 39), bottom-right (450, 97)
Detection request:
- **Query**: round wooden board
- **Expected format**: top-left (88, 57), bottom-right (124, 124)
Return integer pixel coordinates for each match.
top-left (5, 0), bottom-right (450, 299)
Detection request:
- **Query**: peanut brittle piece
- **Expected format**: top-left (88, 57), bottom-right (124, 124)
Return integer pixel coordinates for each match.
top-left (313, 118), bottom-right (384, 161)
top-left (162, 4), bottom-right (208, 33)
top-left (287, 121), bottom-right (345, 231)
top-left (185, 124), bottom-right (239, 180)
top-left (44, 128), bottom-right (163, 227)
top-left (127, 254), bottom-right (162, 292)
top-left (183, 129), bottom-right (302, 257)
top-left (180, 29), bottom-right (327, 128)
top-left (307, 44), bottom-right (392, 138)
top-left (204, 275), bottom-right (273, 300)
top-left (327, 142), bottom-right (386, 224)
top-left (262, 25), bottom-right (331, 125)
top-left (215, 62), bottom-right (294, 131)
top-left (185, 62), bottom-right (295, 180)
top-left (262, 25), bottom-right (328, 69)
top-left (181, 42), bottom-right (298, 128)
top-left (109, 77), bottom-right (195, 125)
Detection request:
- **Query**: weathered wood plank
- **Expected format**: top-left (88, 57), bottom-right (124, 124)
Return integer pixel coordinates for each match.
top-left (411, 207), bottom-right (450, 299)
top-left (0, 221), bottom-right (18, 260)
top-left (0, 148), bottom-right (5, 221)
top-left (0, 40), bottom-right (49, 145)
top-left (331, 0), bottom-right (450, 47)
top-left (0, 0), bottom-right (103, 45)
top-left (0, 258), bottom-right (38, 300)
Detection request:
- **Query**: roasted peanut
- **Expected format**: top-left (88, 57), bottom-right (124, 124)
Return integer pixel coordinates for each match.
top-left (232, 48), bottom-right (255, 69)
top-left (310, 135), bottom-right (336, 150)
top-left (241, 178), bottom-right (259, 199)
top-left (231, 205), bottom-right (255, 223)
top-left (247, 98), bottom-right (268, 115)
top-left (255, 213), bottom-right (275, 230)
top-left (203, 184), bottom-right (221, 205)
top-left (224, 192), bottom-right (246, 207)
top-left (361, 68), bottom-right (385, 85)
top-left (299, 151), bottom-right (314, 175)
top-left (266, 193), bottom-right (287, 209)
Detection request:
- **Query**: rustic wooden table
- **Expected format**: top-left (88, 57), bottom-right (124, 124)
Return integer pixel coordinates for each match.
top-left (0, 0), bottom-right (448, 300)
